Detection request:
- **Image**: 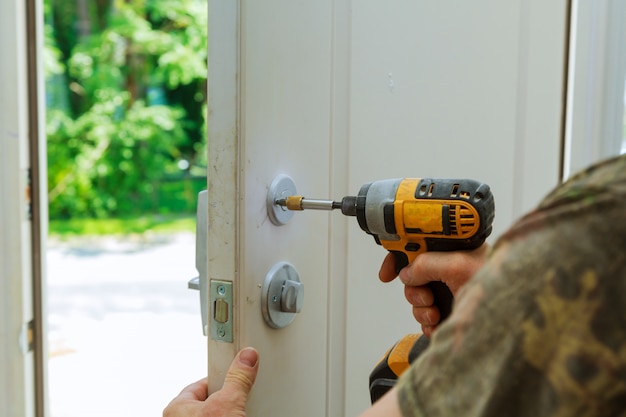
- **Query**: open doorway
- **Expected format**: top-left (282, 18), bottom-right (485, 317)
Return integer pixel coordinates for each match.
top-left (43, 1), bottom-right (208, 415)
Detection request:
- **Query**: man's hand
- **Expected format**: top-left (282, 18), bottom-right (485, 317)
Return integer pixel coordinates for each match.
top-left (163, 347), bottom-right (259, 417)
top-left (379, 245), bottom-right (488, 337)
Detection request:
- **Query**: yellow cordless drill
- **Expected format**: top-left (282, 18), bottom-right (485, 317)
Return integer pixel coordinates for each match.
top-left (276, 177), bottom-right (495, 403)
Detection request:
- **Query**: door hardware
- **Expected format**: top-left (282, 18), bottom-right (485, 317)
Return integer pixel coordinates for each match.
top-left (210, 280), bottom-right (233, 342)
top-left (267, 174), bottom-right (297, 225)
top-left (261, 262), bottom-right (304, 328)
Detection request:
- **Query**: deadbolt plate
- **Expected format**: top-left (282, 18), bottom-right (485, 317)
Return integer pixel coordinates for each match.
top-left (261, 262), bottom-right (304, 329)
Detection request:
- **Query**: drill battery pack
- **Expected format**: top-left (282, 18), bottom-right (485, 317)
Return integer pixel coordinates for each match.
top-left (369, 333), bottom-right (431, 404)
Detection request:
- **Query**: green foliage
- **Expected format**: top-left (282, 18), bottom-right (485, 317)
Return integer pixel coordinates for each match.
top-left (49, 213), bottom-right (196, 238)
top-left (45, 0), bottom-right (207, 219)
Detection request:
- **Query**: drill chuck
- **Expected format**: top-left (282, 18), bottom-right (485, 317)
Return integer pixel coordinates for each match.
top-left (338, 196), bottom-right (358, 216)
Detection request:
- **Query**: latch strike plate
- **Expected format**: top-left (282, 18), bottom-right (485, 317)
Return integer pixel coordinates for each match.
top-left (210, 280), bottom-right (233, 342)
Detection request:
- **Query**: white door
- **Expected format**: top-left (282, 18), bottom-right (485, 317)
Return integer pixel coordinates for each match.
top-left (207, 1), bottom-right (568, 415)
top-left (0, 0), bottom-right (47, 416)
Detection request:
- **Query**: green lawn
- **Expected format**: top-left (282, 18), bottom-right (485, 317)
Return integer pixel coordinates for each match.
top-left (48, 213), bottom-right (196, 238)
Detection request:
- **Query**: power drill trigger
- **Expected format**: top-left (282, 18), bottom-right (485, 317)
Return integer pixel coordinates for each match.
top-left (392, 251), bottom-right (409, 274)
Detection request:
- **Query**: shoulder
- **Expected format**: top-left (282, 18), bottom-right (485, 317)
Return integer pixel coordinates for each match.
top-left (496, 154), bottom-right (626, 246)
top-left (539, 153), bottom-right (626, 209)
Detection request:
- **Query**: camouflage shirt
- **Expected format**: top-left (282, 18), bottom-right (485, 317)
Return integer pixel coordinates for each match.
top-left (397, 154), bottom-right (626, 417)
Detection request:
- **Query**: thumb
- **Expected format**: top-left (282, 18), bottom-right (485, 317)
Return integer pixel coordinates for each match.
top-left (219, 347), bottom-right (260, 407)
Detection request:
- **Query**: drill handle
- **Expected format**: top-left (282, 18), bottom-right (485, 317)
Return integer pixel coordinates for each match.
top-left (392, 251), bottom-right (454, 322)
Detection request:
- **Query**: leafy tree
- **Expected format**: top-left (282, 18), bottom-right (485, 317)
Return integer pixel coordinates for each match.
top-left (45, 0), bottom-right (207, 219)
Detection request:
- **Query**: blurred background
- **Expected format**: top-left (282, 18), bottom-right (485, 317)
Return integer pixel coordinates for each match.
top-left (45, 0), bottom-right (207, 220)
top-left (43, 1), bottom-right (209, 415)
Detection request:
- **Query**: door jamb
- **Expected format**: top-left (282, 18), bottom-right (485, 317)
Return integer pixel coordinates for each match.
top-left (26, 0), bottom-right (48, 415)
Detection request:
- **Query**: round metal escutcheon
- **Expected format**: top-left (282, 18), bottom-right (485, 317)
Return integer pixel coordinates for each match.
top-left (261, 262), bottom-right (304, 329)
top-left (267, 174), bottom-right (297, 226)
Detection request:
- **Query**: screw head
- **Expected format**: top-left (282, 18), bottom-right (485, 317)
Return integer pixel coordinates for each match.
top-left (217, 327), bottom-right (226, 338)
top-left (217, 285), bottom-right (226, 295)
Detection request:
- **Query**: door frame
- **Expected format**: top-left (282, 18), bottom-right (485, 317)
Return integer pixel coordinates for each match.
top-left (26, 0), bottom-right (49, 414)
top-left (0, 0), bottom-right (47, 415)
top-left (563, 0), bottom-right (626, 178)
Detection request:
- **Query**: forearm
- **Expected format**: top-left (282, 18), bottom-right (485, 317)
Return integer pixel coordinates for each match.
top-left (358, 388), bottom-right (403, 417)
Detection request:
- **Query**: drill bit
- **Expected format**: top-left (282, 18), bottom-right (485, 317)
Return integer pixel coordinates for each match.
top-left (275, 196), bottom-right (340, 211)
top-left (275, 195), bottom-right (358, 216)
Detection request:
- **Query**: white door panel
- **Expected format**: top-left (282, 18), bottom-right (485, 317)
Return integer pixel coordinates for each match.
top-left (209, 1), bottom-right (335, 415)
top-left (240, 0), bottom-right (333, 411)
top-left (207, 1), bottom-right (567, 416)
top-left (345, 1), bottom-right (567, 412)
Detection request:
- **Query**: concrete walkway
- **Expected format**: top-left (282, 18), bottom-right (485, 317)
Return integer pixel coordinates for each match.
top-left (47, 232), bottom-right (207, 417)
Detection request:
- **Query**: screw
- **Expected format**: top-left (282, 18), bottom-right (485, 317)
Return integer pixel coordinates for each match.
top-left (272, 295), bottom-right (279, 303)
top-left (217, 285), bottom-right (226, 295)
top-left (217, 327), bottom-right (226, 338)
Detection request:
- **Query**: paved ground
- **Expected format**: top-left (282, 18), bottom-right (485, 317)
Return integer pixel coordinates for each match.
top-left (47, 232), bottom-right (208, 417)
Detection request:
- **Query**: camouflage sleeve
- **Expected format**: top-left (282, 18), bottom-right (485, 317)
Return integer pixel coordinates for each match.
top-left (396, 154), bottom-right (626, 417)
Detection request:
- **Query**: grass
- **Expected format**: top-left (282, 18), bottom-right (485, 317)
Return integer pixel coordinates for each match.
top-left (49, 213), bottom-right (196, 238)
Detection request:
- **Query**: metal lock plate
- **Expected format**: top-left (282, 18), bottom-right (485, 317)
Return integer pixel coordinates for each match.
top-left (267, 174), bottom-right (297, 226)
top-left (210, 280), bottom-right (233, 342)
top-left (261, 262), bottom-right (304, 329)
